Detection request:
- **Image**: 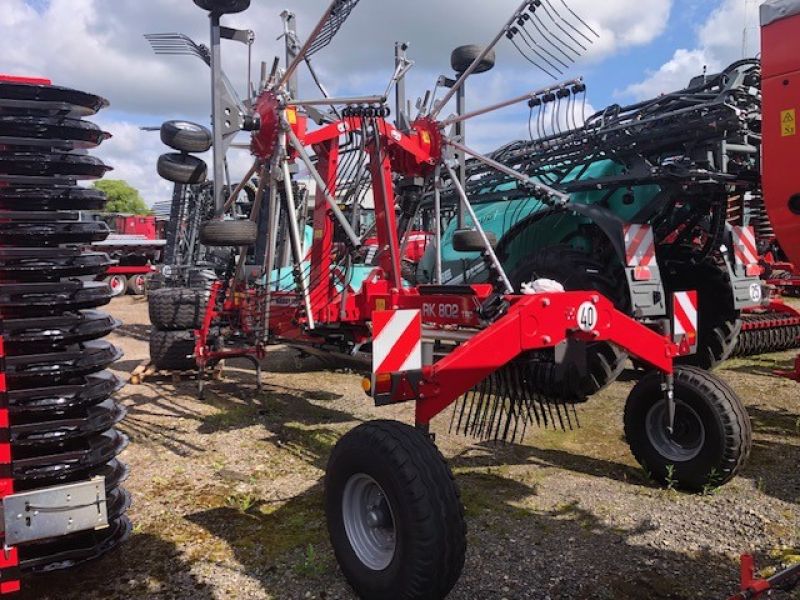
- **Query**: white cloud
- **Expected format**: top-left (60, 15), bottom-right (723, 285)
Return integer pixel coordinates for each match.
top-left (623, 0), bottom-right (760, 100)
top-left (1, 0), bottom-right (672, 203)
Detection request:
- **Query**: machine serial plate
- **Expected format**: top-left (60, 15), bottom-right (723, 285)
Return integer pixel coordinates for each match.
top-left (2, 477), bottom-right (108, 546)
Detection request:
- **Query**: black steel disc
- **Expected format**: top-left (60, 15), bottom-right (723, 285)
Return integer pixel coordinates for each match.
top-left (11, 398), bottom-right (126, 448)
top-left (0, 82), bottom-right (109, 117)
top-left (11, 429), bottom-right (128, 483)
top-left (0, 116), bottom-right (111, 149)
top-left (0, 209), bottom-right (80, 221)
top-left (0, 220), bottom-right (109, 246)
top-left (0, 248), bottom-right (112, 281)
top-left (0, 186), bottom-right (107, 211)
top-left (0, 281), bottom-right (112, 316)
top-left (13, 456), bottom-right (129, 494)
top-left (5, 340), bottom-right (123, 384)
top-left (18, 515), bottom-right (131, 574)
top-left (3, 310), bottom-right (120, 352)
top-left (9, 371), bottom-right (122, 416)
top-left (0, 152), bottom-right (111, 179)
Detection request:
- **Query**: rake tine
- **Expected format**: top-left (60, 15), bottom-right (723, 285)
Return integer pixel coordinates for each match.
top-left (508, 36), bottom-right (558, 80)
top-left (467, 379), bottom-right (485, 437)
top-left (502, 365), bottom-right (521, 443)
top-left (572, 403), bottom-right (580, 428)
top-left (475, 373), bottom-right (492, 439)
top-left (522, 363), bottom-right (544, 428)
top-left (544, 0), bottom-right (595, 45)
top-left (558, 0), bottom-right (600, 38)
top-left (519, 21), bottom-right (571, 70)
top-left (530, 12), bottom-right (579, 62)
top-left (552, 398), bottom-right (567, 431)
top-left (538, 1), bottom-right (588, 52)
top-left (562, 399), bottom-right (574, 430)
top-left (517, 26), bottom-right (567, 74)
top-left (492, 368), bottom-right (510, 442)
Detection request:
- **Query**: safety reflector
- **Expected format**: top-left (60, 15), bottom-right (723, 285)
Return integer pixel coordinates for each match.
top-left (732, 226), bottom-right (759, 271)
top-left (372, 310), bottom-right (422, 375)
top-left (624, 224), bottom-right (656, 270)
top-left (673, 291), bottom-right (698, 353)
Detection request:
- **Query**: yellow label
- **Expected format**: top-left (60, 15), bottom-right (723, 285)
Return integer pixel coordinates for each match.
top-left (286, 107), bottom-right (298, 125)
top-left (421, 131), bottom-right (431, 144)
top-left (314, 229), bottom-right (323, 239)
top-left (782, 109), bottom-right (796, 137)
top-left (375, 299), bottom-right (386, 311)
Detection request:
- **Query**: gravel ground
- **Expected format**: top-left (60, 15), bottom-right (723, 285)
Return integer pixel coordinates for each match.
top-left (18, 295), bottom-right (800, 600)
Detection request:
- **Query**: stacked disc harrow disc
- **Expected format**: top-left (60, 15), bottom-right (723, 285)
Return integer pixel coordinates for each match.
top-left (0, 76), bottom-right (130, 579)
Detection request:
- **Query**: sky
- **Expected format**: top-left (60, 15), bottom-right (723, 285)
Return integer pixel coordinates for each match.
top-left (1, 0), bottom-right (764, 207)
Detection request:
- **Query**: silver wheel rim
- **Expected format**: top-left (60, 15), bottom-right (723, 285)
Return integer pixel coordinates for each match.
top-left (342, 473), bottom-right (396, 571)
top-left (645, 399), bottom-right (705, 462)
top-left (110, 276), bottom-right (125, 295)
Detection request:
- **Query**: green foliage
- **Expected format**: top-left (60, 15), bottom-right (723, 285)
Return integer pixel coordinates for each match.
top-left (93, 180), bottom-right (152, 215)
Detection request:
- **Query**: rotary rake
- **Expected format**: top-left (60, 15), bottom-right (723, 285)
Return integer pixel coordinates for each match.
top-left (172, 1), bottom-right (757, 598)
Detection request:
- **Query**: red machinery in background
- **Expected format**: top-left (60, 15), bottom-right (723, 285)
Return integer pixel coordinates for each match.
top-left (726, 3), bottom-right (800, 598)
top-left (90, 213), bottom-right (165, 296)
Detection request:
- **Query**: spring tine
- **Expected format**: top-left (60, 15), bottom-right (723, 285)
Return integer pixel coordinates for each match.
top-left (469, 378), bottom-right (486, 437)
top-left (538, 1), bottom-right (588, 52)
top-left (477, 373), bottom-right (494, 439)
top-left (552, 398), bottom-right (567, 431)
top-left (509, 36), bottom-right (558, 80)
top-left (553, 97), bottom-right (561, 136)
top-left (558, 0), bottom-right (600, 38)
top-left (562, 399), bottom-right (574, 430)
top-left (519, 23), bottom-right (571, 70)
top-left (454, 386), bottom-right (471, 435)
top-left (493, 369), bottom-right (511, 442)
top-left (462, 382), bottom-right (479, 436)
top-left (517, 26), bottom-right (567, 74)
top-left (544, 0), bottom-right (595, 45)
top-left (522, 364), bottom-right (544, 427)
top-left (531, 13), bottom-right (578, 62)
top-left (502, 366), bottom-right (521, 443)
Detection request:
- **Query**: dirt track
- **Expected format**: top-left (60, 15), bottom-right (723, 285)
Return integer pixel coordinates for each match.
top-left (18, 295), bottom-right (800, 599)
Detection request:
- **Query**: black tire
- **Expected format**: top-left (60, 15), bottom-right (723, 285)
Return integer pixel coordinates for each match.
top-left (160, 121), bottom-right (212, 153)
top-left (104, 274), bottom-right (127, 298)
top-left (451, 45), bottom-right (496, 74)
top-left (199, 220), bottom-right (258, 247)
top-left (663, 259), bottom-right (740, 370)
top-left (508, 245), bottom-right (628, 397)
top-left (149, 330), bottom-right (196, 371)
top-left (624, 366), bottom-right (752, 492)
top-left (127, 274), bottom-right (146, 296)
top-left (193, 0), bottom-right (250, 14)
top-left (149, 288), bottom-right (208, 330)
top-left (145, 273), bottom-right (165, 293)
top-left (188, 269), bottom-right (219, 290)
top-left (157, 153), bottom-right (207, 185)
top-left (326, 420), bottom-right (466, 600)
top-left (452, 229), bottom-right (497, 252)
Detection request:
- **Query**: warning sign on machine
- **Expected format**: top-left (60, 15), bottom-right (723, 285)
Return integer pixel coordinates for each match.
top-left (782, 109), bottom-right (796, 137)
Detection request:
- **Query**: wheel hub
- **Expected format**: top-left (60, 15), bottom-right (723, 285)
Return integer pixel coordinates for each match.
top-left (645, 399), bottom-right (705, 462)
top-left (342, 473), bottom-right (396, 571)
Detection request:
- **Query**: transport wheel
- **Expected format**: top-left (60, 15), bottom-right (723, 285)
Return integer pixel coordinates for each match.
top-left (194, 0), bottom-right (251, 14)
top-left (451, 45), bottom-right (496, 74)
top-left (105, 274), bottom-right (127, 297)
top-left (160, 120), bottom-right (212, 153)
top-left (624, 366), bottom-right (752, 492)
top-left (452, 228), bottom-right (497, 252)
top-left (149, 330), bottom-right (196, 371)
top-left (127, 274), bottom-right (146, 296)
top-left (325, 420), bottom-right (466, 600)
top-left (509, 244), bottom-right (628, 397)
top-left (199, 219), bottom-right (258, 247)
top-left (157, 153), bottom-right (207, 185)
top-left (148, 288), bottom-right (208, 330)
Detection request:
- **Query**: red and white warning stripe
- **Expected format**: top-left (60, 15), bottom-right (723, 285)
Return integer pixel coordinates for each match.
top-left (673, 291), bottom-right (698, 352)
top-left (372, 310), bottom-right (422, 374)
top-left (624, 224), bottom-right (656, 267)
top-left (732, 226), bottom-right (760, 275)
top-left (624, 224), bottom-right (656, 281)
